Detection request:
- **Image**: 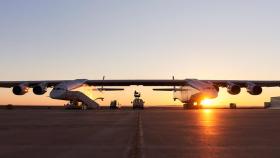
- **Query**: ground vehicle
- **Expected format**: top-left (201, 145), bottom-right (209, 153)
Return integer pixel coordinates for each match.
top-left (132, 98), bottom-right (144, 109)
top-left (230, 103), bottom-right (237, 109)
top-left (110, 100), bottom-right (119, 109)
top-left (132, 91), bottom-right (144, 109)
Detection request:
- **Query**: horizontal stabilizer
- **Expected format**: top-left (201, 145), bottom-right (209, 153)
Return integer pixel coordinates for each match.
top-left (97, 88), bottom-right (124, 91)
top-left (153, 88), bottom-right (183, 91)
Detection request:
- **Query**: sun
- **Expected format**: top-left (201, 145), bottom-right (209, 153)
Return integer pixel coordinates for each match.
top-left (201, 98), bottom-right (213, 106)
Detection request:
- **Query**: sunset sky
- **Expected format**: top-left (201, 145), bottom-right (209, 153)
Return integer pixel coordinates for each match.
top-left (1, 0), bottom-right (280, 107)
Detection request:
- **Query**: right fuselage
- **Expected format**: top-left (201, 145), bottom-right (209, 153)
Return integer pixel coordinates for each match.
top-left (174, 79), bottom-right (219, 103)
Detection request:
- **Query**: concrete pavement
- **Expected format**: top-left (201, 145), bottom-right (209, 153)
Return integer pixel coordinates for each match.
top-left (1, 109), bottom-right (280, 158)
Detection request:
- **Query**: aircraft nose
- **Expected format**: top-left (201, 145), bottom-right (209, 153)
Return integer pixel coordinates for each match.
top-left (204, 89), bottom-right (218, 99)
top-left (209, 90), bottom-right (218, 98)
top-left (50, 89), bottom-right (66, 99)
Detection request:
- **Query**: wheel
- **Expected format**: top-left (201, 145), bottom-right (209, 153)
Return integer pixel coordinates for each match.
top-left (183, 102), bottom-right (195, 109)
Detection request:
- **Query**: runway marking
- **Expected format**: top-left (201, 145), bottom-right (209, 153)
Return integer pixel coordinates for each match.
top-left (124, 111), bottom-right (138, 158)
top-left (138, 111), bottom-right (145, 158)
top-left (126, 111), bottom-right (145, 158)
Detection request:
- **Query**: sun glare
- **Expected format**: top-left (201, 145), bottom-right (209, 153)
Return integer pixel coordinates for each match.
top-left (201, 99), bottom-right (213, 106)
top-left (202, 109), bottom-right (212, 114)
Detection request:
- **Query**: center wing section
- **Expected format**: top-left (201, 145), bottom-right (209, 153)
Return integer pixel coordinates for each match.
top-left (85, 80), bottom-right (187, 86)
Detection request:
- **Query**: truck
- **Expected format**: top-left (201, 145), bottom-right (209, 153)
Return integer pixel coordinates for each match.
top-left (132, 91), bottom-right (145, 109)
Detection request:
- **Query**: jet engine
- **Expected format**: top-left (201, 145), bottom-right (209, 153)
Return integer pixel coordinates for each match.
top-left (227, 83), bottom-right (241, 95)
top-left (33, 85), bottom-right (47, 95)
top-left (13, 85), bottom-right (29, 95)
top-left (247, 83), bottom-right (262, 95)
top-left (213, 85), bottom-right (220, 92)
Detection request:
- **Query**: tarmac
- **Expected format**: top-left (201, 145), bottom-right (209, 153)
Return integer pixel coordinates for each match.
top-left (1, 108), bottom-right (280, 158)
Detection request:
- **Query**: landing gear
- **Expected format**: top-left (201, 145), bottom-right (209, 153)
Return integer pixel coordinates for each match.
top-left (183, 101), bottom-right (202, 109)
top-left (65, 100), bottom-right (86, 110)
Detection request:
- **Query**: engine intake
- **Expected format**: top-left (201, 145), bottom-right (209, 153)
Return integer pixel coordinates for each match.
top-left (13, 85), bottom-right (29, 95)
top-left (213, 85), bottom-right (220, 92)
top-left (227, 83), bottom-right (241, 95)
top-left (247, 83), bottom-right (262, 95)
top-left (33, 85), bottom-right (47, 95)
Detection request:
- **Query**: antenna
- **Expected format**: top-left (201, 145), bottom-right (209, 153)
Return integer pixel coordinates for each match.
top-left (101, 76), bottom-right (105, 91)
top-left (173, 76), bottom-right (176, 92)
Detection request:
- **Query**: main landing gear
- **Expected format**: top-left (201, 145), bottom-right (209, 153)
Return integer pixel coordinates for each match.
top-left (65, 100), bottom-right (88, 110)
top-left (183, 101), bottom-right (202, 109)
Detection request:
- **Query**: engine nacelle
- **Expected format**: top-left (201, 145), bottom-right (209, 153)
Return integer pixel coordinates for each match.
top-left (247, 83), bottom-right (262, 95)
top-left (213, 85), bottom-right (220, 92)
top-left (13, 85), bottom-right (29, 95)
top-left (33, 85), bottom-right (47, 95)
top-left (227, 83), bottom-right (241, 95)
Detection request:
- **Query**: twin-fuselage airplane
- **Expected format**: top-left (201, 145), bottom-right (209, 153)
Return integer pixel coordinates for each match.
top-left (0, 78), bottom-right (278, 109)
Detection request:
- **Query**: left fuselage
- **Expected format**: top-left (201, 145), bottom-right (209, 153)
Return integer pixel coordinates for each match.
top-left (50, 79), bottom-right (102, 101)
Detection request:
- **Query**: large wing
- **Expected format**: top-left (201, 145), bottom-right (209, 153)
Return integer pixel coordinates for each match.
top-left (0, 80), bottom-right (70, 88)
top-left (0, 79), bottom-right (187, 88)
top-left (1, 79), bottom-right (280, 88)
top-left (204, 80), bottom-right (280, 87)
top-left (85, 80), bottom-right (187, 86)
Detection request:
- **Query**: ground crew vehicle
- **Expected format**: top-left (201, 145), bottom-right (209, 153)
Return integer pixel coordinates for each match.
top-left (132, 91), bottom-right (144, 109)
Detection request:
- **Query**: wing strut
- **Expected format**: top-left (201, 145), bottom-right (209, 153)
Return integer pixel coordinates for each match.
top-left (98, 76), bottom-right (124, 91)
top-left (153, 76), bottom-right (181, 91)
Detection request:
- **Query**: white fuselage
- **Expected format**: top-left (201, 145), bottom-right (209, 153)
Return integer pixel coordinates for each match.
top-left (174, 79), bottom-right (219, 103)
top-left (50, 79), bottom-right (102, 101)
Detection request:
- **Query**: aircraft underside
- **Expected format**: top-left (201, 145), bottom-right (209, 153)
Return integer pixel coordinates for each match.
top-left (0, 78), bottom-right (273, 109)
